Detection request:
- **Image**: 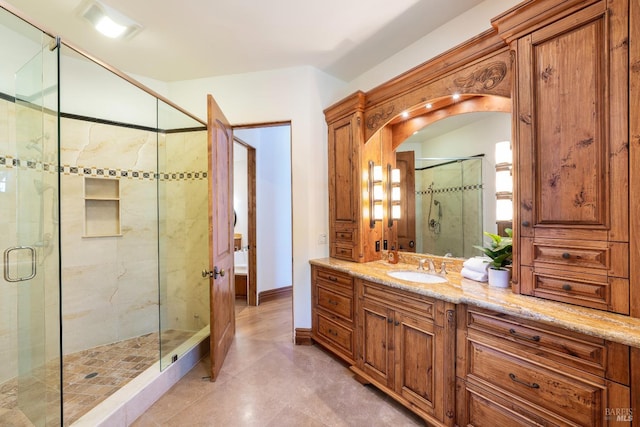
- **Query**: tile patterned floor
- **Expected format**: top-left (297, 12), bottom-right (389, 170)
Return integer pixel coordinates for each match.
top-left (0, 329), bottom-right (194, 426)
top-left (133, 297), bottom-right (425, 426)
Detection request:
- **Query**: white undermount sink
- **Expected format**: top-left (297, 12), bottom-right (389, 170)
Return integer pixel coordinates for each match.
top-left (386, 270), bottom-right (447, 284)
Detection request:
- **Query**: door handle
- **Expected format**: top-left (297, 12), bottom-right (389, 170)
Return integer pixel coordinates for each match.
top-left (3, 246), bottom-right (37, 282)
top-left (202, 266), bottom-right (226, 279)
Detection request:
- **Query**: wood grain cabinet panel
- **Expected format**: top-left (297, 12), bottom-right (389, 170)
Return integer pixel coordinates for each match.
top-left (355, 280), bottom-right (456, 426)
top-left (511, 0), bottom-right (630, 314)
top-left (457, 305), bottom-right (631, 426)
top-left (311, 266), bottom-right (356, 364)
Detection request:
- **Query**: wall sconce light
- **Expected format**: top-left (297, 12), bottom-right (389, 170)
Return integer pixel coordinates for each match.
top-left (369, 161), bottom-right (384, 227)
top-left (387, 164), bottom-right (401, 227)
top-left (368, 161), bottom-right (401, 228)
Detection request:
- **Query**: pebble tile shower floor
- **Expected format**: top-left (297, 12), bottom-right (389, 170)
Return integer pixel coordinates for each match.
top-left (0, 329), bottom-right (193, 426)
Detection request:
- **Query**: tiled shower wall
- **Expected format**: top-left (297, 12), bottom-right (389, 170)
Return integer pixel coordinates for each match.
top-left (60, 117), bottom-right (209, 354)
top-left (416, 159), bottom-right (483, 258)
top-left (1, 94), bottom-right (209, 372)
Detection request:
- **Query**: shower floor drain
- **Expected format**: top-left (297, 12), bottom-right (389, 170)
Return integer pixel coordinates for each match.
top-left (84, 372), bottom-right (98, 379)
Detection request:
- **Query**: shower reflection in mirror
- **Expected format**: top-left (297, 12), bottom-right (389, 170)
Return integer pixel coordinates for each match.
top-left (416, 156), bottom-right (483, 258)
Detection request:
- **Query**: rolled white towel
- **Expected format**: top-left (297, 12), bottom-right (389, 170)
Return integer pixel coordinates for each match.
top-left (461, 267), bottom-right (488, 282)
top-left (463, 256), bottom-right (491, 274)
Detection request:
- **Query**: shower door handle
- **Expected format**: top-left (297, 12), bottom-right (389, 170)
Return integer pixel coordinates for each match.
top-left (3, 246), bottom-right (37, 282)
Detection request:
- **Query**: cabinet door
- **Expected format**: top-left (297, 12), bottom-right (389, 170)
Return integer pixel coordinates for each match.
top-left (361, 299), bottom-right (394, 386)
top-left (394, 310), bottom-right (442, 419)
top-left (328, 113), bottom-right (362, 261)
top-left (517, 1), bottom-right (627, 241)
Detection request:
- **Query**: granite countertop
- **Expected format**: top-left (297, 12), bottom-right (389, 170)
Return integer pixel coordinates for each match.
top-left (310, 257), bottom-right (640, 348)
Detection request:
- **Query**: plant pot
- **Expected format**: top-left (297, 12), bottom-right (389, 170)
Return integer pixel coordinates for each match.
top-left (488, 267), bottom-right (510, 288)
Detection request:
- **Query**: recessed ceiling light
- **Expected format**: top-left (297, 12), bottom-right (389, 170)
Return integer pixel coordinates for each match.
top-left (402, 111), bottom-right (409, 118)
top-left (425, 103), bottom-right (432, 109)
top-left (452, 93), bottom-right (461, 100)
top-left (79, 0), bottom-right (142, 39)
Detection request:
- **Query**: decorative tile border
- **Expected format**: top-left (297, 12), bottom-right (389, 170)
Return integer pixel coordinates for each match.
top-left (416, 183), bottom-right (483, 195)
top-left (0, 155), bottom-right (207, 181)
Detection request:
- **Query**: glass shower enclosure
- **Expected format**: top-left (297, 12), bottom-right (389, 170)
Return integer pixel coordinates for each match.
top-left (1, 5), bottom-right (210, 426)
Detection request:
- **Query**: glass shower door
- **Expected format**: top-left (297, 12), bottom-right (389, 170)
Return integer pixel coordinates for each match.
top-left (1, 16), bottom-right (61, 426)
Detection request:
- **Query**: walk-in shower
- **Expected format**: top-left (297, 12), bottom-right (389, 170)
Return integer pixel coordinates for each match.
top-left (1, 5), bottom-right (210, 426)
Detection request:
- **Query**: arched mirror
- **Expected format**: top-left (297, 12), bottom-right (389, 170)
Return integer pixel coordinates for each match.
top-left (384, 95), bottom-right (512, 258)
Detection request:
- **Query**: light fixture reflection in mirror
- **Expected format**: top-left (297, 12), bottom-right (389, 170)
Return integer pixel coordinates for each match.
top-left (369, 161), bottom-right (385, 227)
top-left (387, 164), bottom-right (401, 227)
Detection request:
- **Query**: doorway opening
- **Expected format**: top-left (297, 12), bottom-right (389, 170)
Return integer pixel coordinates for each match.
top-left (233, 123), bottom-right (293, 308)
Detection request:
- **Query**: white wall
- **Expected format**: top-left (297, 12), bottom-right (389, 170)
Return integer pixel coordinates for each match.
top-left (234, 125), bottom-right (293, 295)
top-left (166, 0), bottom-right (521, 332)
top-left (167, 66), bottom-right (344, 330)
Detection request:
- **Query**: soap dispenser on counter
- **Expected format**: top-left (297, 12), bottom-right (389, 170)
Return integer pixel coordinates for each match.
top-left (388, 244), bottom-right (399, 264)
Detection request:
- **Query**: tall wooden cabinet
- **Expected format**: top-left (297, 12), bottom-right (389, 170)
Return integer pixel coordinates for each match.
top-left (494, 0), bottom-right (630, 314)
top-left (326, 92), bottom-right (365, 262)
top-left (325, 92), bottom-right (385, 263)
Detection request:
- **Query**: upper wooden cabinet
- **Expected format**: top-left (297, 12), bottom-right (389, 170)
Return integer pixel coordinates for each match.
top-left (325, 92), bottom-right (384, 262)
top-left (494, 0), bottom-right (630, 314)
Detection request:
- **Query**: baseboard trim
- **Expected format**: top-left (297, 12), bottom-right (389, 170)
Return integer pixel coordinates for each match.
top-left (295, 328), bottom-right (313, 346)
top-left (259, 286), bottom-right (292, 303)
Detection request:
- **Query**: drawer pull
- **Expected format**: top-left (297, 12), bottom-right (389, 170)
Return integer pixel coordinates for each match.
top-left (327, 329), bottom-right (338, 337)
top-left (562, 284), bottom-right (572, 291)
top-left (561, 252), bottom-right (571, 259)
top-left (509, 373), bottom-right (540, 389)
top-left (387, 318), bottom-right (393, 324)
top-left (327, 276), bottom-right (338, 282)
top-left (394, 321), bottom-right (400, 326)
top-left (327, 299), bottom-right (338, 306)
top-left (509, 328), bottom-right (540, 342)
top-left (522, 221), bottom-right (530, 227)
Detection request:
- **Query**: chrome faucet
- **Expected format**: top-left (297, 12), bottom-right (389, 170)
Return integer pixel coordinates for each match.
top-left (418, 258), bottom-right (436, 273)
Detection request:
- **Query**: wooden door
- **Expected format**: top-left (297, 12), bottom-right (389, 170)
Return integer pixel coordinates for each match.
top-left (396, 151), bottom-right (416, 251)
top-left (207, 94), bottom-right (235, 381)
top-left (361, 299), bottom-right (394, 386)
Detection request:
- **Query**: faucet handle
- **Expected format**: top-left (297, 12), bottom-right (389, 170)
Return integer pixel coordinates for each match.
top-left (418, 259), bottom-right (427, 270)
top-left (440, 262), bottom-right (447, 275)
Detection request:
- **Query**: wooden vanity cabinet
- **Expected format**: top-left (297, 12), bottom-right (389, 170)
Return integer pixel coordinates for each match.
top-left (497, 0), bottom-right (630, 314)
top-left (456, 305), bottom-right (630, 426)
top-left (354, 280), bottom-right (457, 425)
top-left (310, 265), bottom-right (356, 364)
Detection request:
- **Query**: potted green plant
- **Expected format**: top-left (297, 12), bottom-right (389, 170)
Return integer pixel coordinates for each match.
top-left (474, 228), bottom-right (513, 287)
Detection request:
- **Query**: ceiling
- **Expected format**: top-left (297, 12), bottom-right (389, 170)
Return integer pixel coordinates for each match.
top-left (3, 0), bottom-right (484, 82)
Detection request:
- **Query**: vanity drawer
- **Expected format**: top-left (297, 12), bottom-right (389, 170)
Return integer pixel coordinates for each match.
top-left (316, 285), bottom-right (353, 322)
top-left (466, 307), bottom-right (605, 374)
top-left (520, 267), bottom-right (630, 315)
top-left (315, 312), bottom-right (354, 356)
top-left (331, 244), bottom-right (356, 261)
top-left (333, 229), bottom-right (355, 243)
top-left (522, 238), bottom-right (628, 277)
top-left (468, 341), bottom-right (603, 426)
top-left (362, 281), bottom-right (435, 321)
top-left (315, 267), bottom-right (353, 291)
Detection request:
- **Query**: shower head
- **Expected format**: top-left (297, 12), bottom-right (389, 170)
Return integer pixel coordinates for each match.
top-left (26, 133), bottom-right (50, 152)
top-left (34, 179), bottom-right (55, 194)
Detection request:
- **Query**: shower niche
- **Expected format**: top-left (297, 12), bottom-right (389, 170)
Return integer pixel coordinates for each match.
top-left (83, 177), bottom-right (121, 237)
